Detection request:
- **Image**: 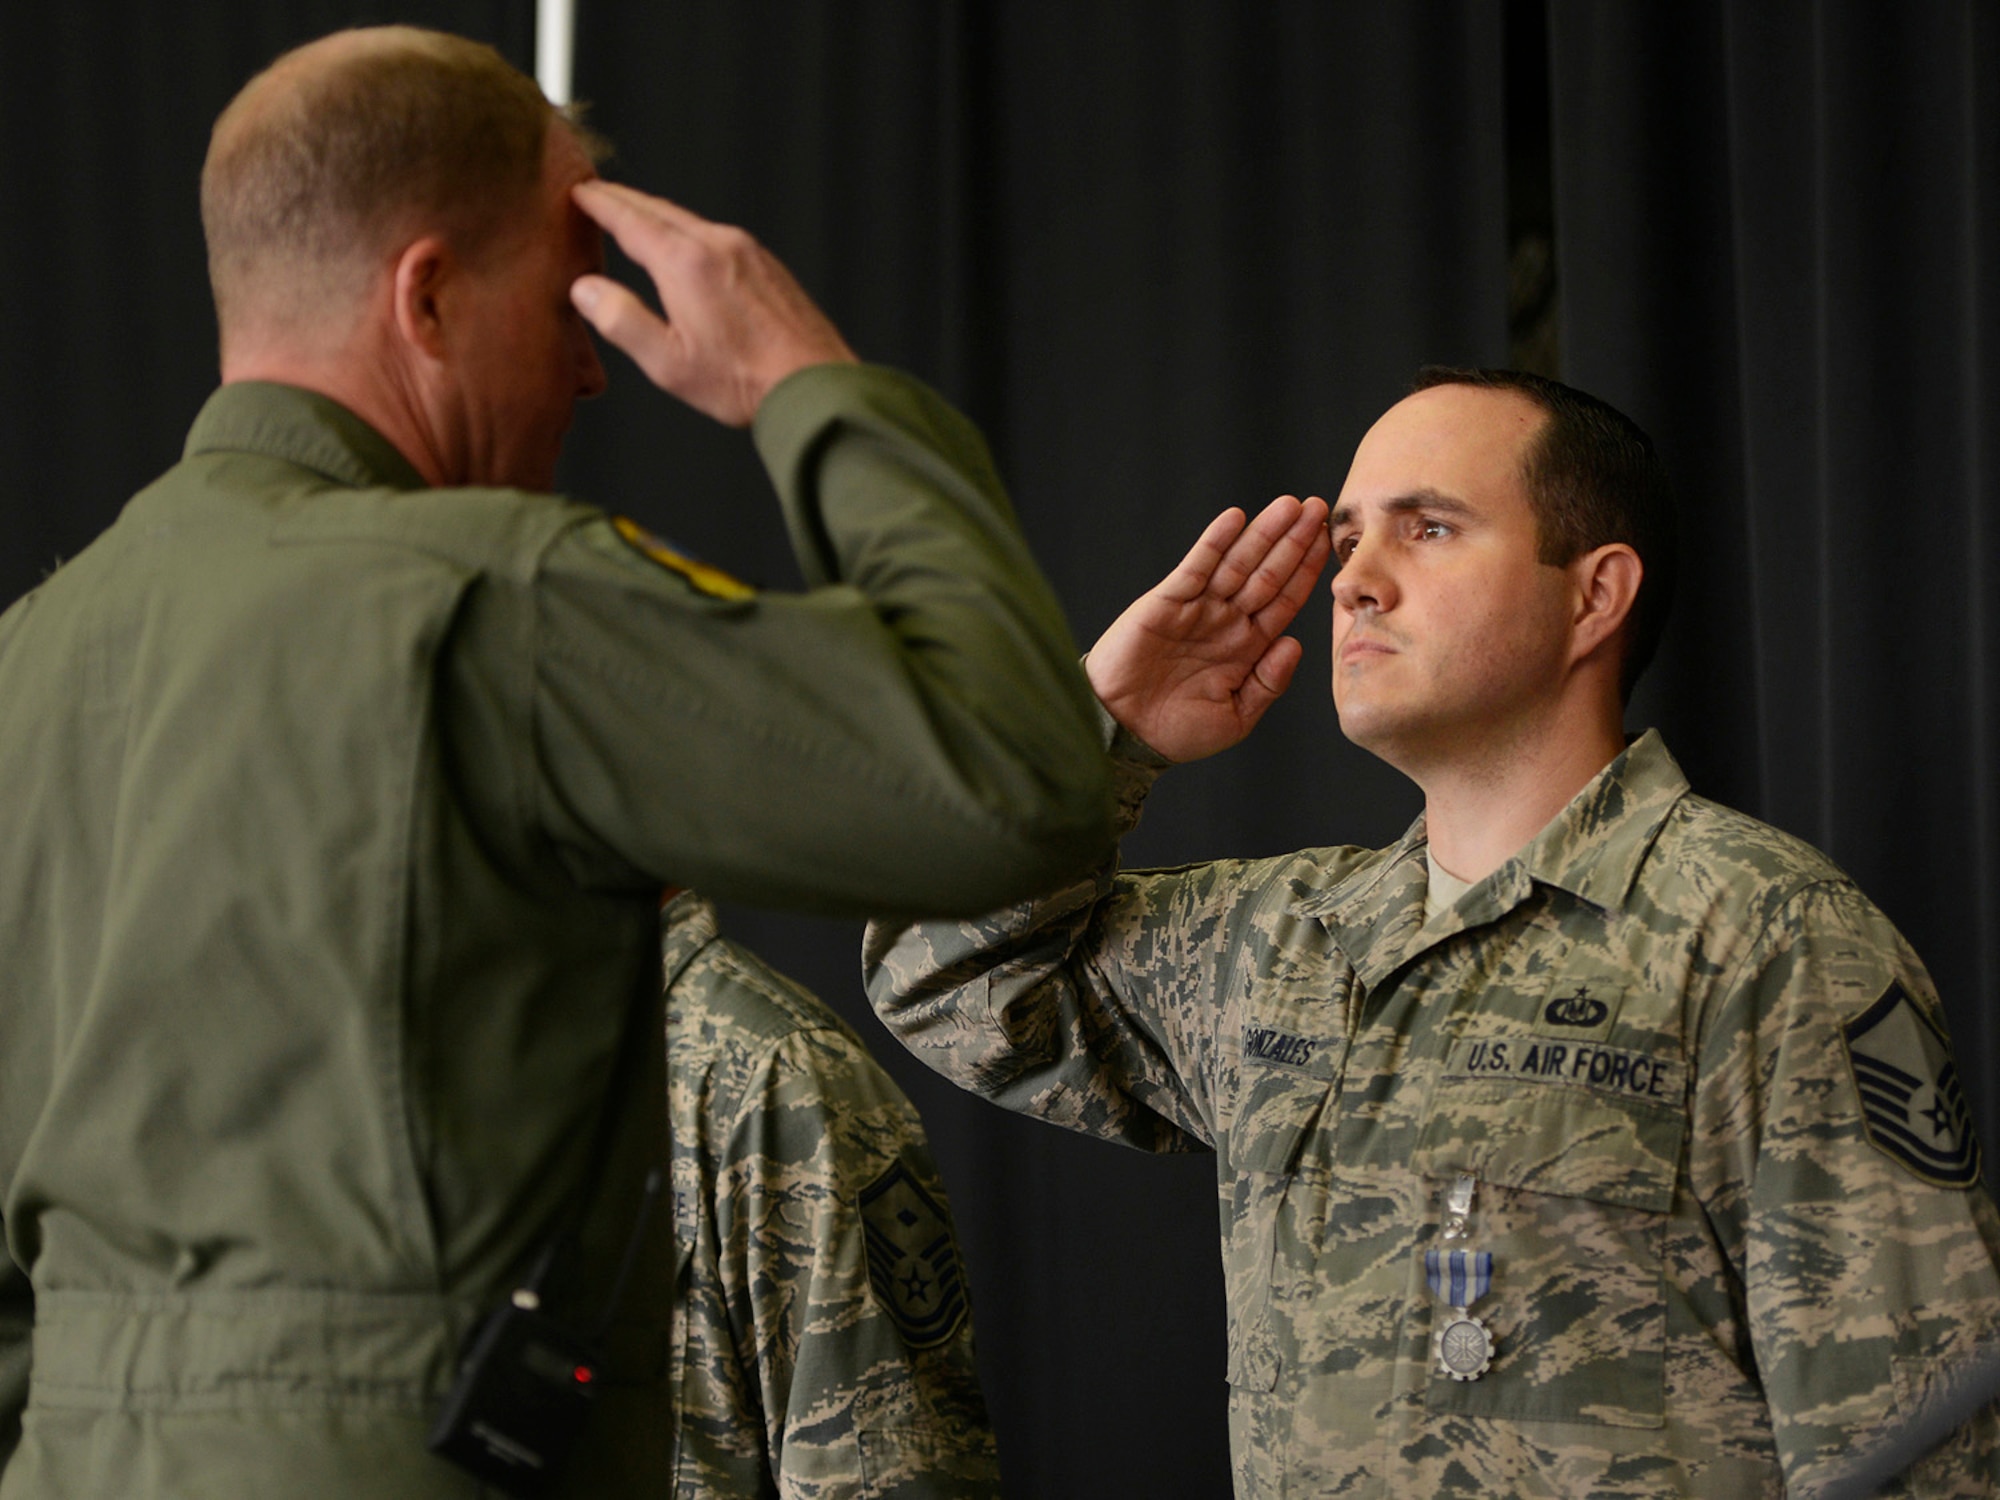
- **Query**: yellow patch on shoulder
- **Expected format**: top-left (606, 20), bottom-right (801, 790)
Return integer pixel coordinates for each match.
top-left (611, 516), bottom-right (755, 601)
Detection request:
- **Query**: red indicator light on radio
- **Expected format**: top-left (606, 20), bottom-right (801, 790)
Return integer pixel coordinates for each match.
top-left (574, 1366), bottom-right (594, 1385)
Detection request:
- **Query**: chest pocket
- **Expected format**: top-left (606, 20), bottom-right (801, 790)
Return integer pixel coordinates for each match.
top-left (1223, 1052), bottom-right (1337, 1393)
top-left (1408, 1061), bottom-right (1687, 1429)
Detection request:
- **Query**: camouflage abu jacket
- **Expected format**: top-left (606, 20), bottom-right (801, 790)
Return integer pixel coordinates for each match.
top-left (666, 894), bottom-right (999, 1498)
top-left (865, 729), bottom-right (2000, 1498)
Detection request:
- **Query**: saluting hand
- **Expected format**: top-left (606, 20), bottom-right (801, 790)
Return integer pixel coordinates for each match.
top-left (568, 181), bottom-right (857, 428)
top-left (1086, 495), bottom-right (1330, 763)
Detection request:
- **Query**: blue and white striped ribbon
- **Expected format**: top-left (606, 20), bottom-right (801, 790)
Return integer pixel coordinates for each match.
top-left (1424, 1248), bottom-right (1493, 1309)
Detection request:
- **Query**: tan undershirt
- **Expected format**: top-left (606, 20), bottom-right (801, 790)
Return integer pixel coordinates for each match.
top-left (1424, 848), bottom-right (1473, 925)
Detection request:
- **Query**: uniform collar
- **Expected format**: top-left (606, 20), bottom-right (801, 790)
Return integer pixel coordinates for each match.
top-left (1296, 730), bottom-right (1688, 986)
top-left (183, 381), bottom-right (427, 492)
top-left (1507, 729), bottom-right (1688, 911)
top-left (659, 890), bottom-right (721, 989)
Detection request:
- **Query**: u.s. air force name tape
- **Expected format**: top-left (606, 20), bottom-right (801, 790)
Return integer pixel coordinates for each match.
top-left (1443, 1033), bottom-right (1684, 1104)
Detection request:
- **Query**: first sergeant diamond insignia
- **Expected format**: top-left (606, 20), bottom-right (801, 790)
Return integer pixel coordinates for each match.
top-left (1843, 982), bottom-right (1983, 1189)
top-left (859, 1160), bottom-right (969, 1350)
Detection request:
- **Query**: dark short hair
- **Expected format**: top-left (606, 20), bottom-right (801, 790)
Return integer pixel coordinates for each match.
top-left (1411, 366), bottom-right (1677, 699)
top-left (202, 27), bottom-right (604, 335)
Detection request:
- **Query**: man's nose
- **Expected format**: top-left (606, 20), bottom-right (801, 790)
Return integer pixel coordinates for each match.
top-left (1330, 538), bottom-right (1393, 612)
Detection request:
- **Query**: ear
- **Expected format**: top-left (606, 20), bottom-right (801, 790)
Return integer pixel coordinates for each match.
top-left (388, 236), bottom-right (455, 360)
top-left (1567, 543), bottom-right (1643, 667)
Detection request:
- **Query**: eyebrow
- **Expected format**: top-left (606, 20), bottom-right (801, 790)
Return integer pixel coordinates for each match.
top-left (1328, 487), bottom-right (1480, 531)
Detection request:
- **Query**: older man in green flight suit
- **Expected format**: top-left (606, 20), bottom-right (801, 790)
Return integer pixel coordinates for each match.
top-left (867, 369), bottom-right (2000, 1496)
top-left (0, 25), bottom-right (1109, 1498)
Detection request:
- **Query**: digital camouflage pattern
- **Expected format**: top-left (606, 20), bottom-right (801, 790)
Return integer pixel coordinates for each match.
top-left (865, 730), bottom-right (2000, 1497)
top-left (666, 893), bottom-right (999, 1498)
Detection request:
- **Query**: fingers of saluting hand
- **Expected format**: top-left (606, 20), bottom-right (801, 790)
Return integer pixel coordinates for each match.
top-left (572, 179), bottom-right (709, 241)
top-left (570, 274), bottom-right (673, 383)
top-left (1156, 507), bottom-right (1251, 604)
top-left (1250, 513), bottom-right (1331, 636)
top-left (567, 179), bottom-right (855, 426)
top-left (568, 182), bottom-right (703, 388)
top-left (1213, 495), bottom-right (1330, 615)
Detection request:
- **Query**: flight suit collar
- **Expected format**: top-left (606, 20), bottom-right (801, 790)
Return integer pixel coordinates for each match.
top-left (184, 381), bottom-right (428, 492)
top-left (1297, 730), bottom-right (1689, 987)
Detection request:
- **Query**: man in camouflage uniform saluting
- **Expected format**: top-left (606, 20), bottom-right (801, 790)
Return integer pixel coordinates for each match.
top-left (865, 368), bottom-right (2000, 1496)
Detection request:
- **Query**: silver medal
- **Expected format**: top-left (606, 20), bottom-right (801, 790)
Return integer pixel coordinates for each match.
top-left (1427, 1177), bottom-right (1497, 1381)
top-left (1434, 1311), bottom-right (1494, 1381)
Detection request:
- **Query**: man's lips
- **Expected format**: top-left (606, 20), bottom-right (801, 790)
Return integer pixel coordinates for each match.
top-left (1338, 632), bottom-right (1399, 664)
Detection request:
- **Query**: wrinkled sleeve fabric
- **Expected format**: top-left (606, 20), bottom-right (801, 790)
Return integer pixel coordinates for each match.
top-left (528, 364), bottom-right (1112, 917)
top-left (1690, 878), bottom-right (2000, 1496)
top-left (864, 723), bottom-right (1236, 1153)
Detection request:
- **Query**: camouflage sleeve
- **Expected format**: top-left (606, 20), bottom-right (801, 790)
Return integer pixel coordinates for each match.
top-left (864, 723), bottom-right (1256, 1153)
top-left (698, 958), bottom-right (1000, 1497)
top-left (1690, 878), bottom-right (2000, 1496)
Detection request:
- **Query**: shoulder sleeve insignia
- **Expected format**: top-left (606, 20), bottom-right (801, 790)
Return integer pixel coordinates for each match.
top-left (1843, 982), bottom-right (1983, 1189)
top-left (859, 1159), bottom-right (970, 1350)
top-left (610, 516), bottom-right (754, 601)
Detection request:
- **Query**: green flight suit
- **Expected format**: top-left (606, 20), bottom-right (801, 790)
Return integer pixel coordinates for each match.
top-left (0, 364), bottom-right (1110, 1497)
top-left (866, 728), bottom-right (2000, 1497)
top-left (664, 892), bottom-right (998, 1497)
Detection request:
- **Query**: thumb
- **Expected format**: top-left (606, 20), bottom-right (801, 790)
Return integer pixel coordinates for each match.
top-left (1236, 635), bottom-right (1304, 727)
top-left (572, 275), bottom-right (682, 389)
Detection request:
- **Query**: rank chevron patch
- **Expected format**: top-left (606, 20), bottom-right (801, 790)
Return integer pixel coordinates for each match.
top-left (859, 1160), bottom-right (969, 1350)
top-left (1843, 982), bottom-right (1983, 1189)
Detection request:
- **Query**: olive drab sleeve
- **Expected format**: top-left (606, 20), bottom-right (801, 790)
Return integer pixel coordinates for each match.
top-left (530, 364), bottom-right (1114, 917)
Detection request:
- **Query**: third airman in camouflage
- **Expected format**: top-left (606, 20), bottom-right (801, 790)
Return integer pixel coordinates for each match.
top-left (667, 892), bottom-right (999, 1497)
top-left (866, 369), bottom-right (2000, 1497)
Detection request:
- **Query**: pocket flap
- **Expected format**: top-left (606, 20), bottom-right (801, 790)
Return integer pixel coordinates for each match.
top-left (1413, 1047), bottom-right (1686, 1215)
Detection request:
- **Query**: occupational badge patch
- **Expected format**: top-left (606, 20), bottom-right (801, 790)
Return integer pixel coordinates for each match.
top-left (610, 516), bottom-right (754, 601)
top-left (859, 1160), bottom-right (969, 1350)
top-left (1542, 983), bottom-right (1610, 1029)
top-left (1843, 982), bottom-right (1983, 1189)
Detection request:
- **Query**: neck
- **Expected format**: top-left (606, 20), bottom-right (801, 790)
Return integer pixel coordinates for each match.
top-left (221, 325), bottom-right (453, 487)
top-left (1410, 701), bottom-right (1626, 884)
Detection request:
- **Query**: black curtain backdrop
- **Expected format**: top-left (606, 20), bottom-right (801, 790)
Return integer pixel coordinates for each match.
top-left (1, 5), bottom-right (1993, 1497)
top-left (1549, 0), bottom-right (2000, 1161)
